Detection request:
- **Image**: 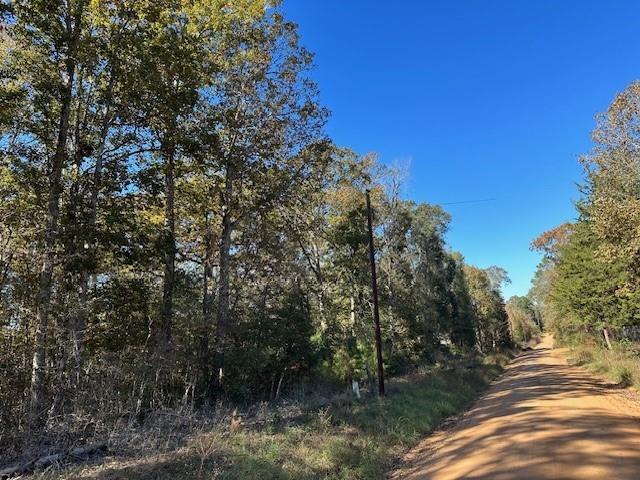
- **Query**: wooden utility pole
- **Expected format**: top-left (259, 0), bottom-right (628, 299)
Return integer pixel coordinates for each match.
top-left (365, 189), bottom-right (385, 396)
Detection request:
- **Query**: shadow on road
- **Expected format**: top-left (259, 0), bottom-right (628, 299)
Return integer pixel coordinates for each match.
top-left (397, 343), bottom-right (640, 480)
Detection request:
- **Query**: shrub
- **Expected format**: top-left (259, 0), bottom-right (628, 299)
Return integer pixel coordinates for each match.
top-left (613, 366), bottom-right (633, 387)
top-left (571, 348), bottom-right (593, 366)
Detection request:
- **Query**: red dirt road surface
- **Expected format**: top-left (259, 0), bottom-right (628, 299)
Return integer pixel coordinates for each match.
top-left (392, 336), bottom-right (640, 480)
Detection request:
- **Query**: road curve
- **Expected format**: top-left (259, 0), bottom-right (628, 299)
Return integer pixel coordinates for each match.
top-left (392, 336), bottom-right (640, 480)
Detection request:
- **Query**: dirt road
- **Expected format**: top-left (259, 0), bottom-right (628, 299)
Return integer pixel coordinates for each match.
top-left (393, 336), bottom-right (640, 479)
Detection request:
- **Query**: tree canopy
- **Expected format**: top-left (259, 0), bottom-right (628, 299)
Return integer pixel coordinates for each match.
top-left (0, 1), bottom-right (511, 447)
top-left (531, 80), bottom-right (640, 345)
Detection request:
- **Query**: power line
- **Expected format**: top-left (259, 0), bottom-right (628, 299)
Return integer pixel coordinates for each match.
top-left (440, 197), bottom-right (497, 206)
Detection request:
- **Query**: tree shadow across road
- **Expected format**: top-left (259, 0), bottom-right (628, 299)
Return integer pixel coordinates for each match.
top-left (397, 345), bottom-right (640, 480)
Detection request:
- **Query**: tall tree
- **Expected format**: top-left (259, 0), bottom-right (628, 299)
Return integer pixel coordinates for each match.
top-left (3, 0), bottom-right (91, 426)
top-left (203, 10), bottom-right (328, 387)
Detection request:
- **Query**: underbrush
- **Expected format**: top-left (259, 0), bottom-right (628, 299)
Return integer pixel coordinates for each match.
top-left (567, 340), bottom-right (640, 388)
top-left (19, 352), bottom-right (511, 480)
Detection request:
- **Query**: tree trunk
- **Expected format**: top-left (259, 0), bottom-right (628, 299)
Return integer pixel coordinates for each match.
top-left (603, 327), bottom-right (613, 350)
top-left (0, 231), bottom-right (14, 303)
top-left (350, 294), bottom-right (356, 329)
top-left (0, 443), bottom-right (107, 478)
top-left (275, 370), bottom-right (285, 399)
top-left (71, 278), bottom-right (89, 388)
top-left (364, 362), bottom-right (373, 396)
top-left (159, 140), bottom-right (177, 350)
top-left (199, 214), bottom-right (215, 397)
top-left (214, 162), bottom-right (234, 388)
top-left (507, 316), bottom-right (515, 343)
top-left (73, 69), bottom-right (116, 390)
top-left (30, 35), bottom-right (78, 427)
top-left (475, 321), bottom-right (483, 353)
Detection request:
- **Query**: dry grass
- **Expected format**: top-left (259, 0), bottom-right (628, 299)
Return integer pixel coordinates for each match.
top-left (568, 341), bottom-right (640, 388)
top-left (16, 353), bottom-right (512, 480)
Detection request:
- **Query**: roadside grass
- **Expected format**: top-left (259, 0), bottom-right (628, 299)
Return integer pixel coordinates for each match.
top-left (568, 342), bottom-right (640, 388)
top-left (26, 353), bottom-right (510, 480)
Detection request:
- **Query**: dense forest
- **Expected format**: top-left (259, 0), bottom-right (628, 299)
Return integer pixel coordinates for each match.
top-left (527, 81), bottom-right (640, 382)
top-left (0, 0), bottom-right (513, 455)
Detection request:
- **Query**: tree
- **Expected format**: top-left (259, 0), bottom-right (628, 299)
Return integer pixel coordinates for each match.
top-left (548, 221), bottom-right (636, 339)
top-left (194, 9), bottom-right (328, 389)
top-left (447, 253), bottom-right (477, 348)
top-left (505, 296), bottom-right (539, 344)
top-left (464, 266), bottom-right (511, 351)
top-left (532, 81), bottom-right (640, 345)
top-left (2, 0), bottom-right (93, 427)
top-left (531, 223), bottom-right (573, 261)
top-left (582, 81), bottom-right (640, 284)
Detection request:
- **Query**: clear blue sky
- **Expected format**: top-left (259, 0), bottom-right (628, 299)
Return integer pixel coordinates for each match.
top-left (283, 0), bottom-right (640, 299)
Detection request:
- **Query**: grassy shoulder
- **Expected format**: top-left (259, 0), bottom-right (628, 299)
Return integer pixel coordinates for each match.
top-left (29, 353), bottom-right (512, 480)
top-left (566, 340), bottom-right (640, 388)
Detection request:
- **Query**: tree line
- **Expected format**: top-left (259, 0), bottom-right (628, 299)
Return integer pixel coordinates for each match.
top-left (529, 81), bottom-right (640, 347)
top-left (0, 0), bottom-right (511, 445)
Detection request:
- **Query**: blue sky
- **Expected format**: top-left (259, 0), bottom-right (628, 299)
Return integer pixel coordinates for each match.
top-left (282, 0), bottom-right (640, 298)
